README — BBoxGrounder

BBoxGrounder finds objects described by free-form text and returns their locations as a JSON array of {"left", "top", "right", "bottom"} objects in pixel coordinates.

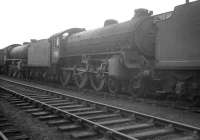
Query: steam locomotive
[{"left": 0, "top": 0, "right": 200, "bottom": 102}]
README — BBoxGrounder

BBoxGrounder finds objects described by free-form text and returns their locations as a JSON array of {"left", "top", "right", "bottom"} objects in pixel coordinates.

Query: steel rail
[{"left": 0, "top": 131, "right": 8, "bottom": 140}]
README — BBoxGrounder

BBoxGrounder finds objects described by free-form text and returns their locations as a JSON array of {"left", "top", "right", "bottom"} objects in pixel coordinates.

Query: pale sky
[{"left": 0, "top": 0, "right": 190, "bottom": 48}]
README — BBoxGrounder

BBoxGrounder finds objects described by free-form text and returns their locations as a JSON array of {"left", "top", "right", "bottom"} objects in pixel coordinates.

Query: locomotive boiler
[
  {"left": 8, "top": 43, "right": 28, "bottom": 60},
  {"left": 62, "top": 9, "right": 155, "bottom": 58},
  {"left": 0, "top": 49, "right": 5, "bottom": 73},
  {"left": 0, "top": 44, "right": 27, "bottom": 77}
]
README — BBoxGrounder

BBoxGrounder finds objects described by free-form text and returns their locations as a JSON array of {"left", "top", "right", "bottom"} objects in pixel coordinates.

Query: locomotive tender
[{"left": 0, "top": 0, "right": 200, "bottom": 101}]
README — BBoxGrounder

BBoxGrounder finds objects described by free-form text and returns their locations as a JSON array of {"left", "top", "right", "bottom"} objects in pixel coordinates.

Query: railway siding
[{"left": 0, "top": 78, "right": 199, "bottom": 140}]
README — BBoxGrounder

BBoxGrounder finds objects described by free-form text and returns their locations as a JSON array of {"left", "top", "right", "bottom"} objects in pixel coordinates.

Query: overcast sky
[{"left": 0, "top": 0, "right": 190, "bottom": 48}]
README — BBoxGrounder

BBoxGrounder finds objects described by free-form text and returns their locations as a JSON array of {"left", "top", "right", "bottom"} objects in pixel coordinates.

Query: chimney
[
  {"left": 30, "top": 39, "right": 37, "bottom": 43},
  {"left": 186, "top": 0, "right": 189, "bottom": 4},
  {"left": 23, "top": 42, "right": 29, "bottom": 45}
]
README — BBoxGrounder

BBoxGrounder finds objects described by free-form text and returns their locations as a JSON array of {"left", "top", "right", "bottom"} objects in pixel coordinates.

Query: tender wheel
[
  {"left": 108, "top": 77, "right": 121, "bottom": 94},
  {"left": 37, "top": 71, "right": 43, "bottom": 81},
  {"left": 34, "top": 71, "right": 38, "bottom": 80},
  {"left": 12, "top": 71, "right": 18, "bottom": 77},
  {"left": 136, "top": 75, "right": 157, "bottom": 98},
  {"left": 16, "top": 71, "right": 23, "bottom": 79},
  {"left": 74, "top": 70, "right": 88, "bottom": 89},
  {"left": 24, "top": 70, "right": 29, "bottom": 80},
  {"left": 8, "top": 69, "right": 12, "bottom": 77},
  {"left": 60, "top": 70, "right": 72, "bottom": 87},
  {"left": 42, "top": 71, "right": 48, "bottom": 81},
  {"left": 29, "top": 71, "right": 34, "bottom": 79},
  {"left": 89, "top": 73, "right": 105, "bottom": 91}
]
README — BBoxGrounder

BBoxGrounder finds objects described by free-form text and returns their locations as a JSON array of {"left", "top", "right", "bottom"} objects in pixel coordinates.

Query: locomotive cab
[
  {"left": 49, "top": 36, "right": 61, "bottom": 64},
  {"left": 49, "top": 28, "right": 86, "bottom": 65}
]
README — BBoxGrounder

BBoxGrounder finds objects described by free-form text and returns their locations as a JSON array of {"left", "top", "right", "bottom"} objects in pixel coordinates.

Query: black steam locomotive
[{"left": 0, "top": 0, "right": 200, "bottom": 102}]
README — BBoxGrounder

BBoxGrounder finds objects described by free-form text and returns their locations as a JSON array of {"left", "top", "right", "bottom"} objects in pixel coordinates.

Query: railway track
[
  {"left": 0, "top": 78, "right": 199, "bottom": 140},
  {"left": 0, "top": 110, "right": 29, "bottom": 140}
]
